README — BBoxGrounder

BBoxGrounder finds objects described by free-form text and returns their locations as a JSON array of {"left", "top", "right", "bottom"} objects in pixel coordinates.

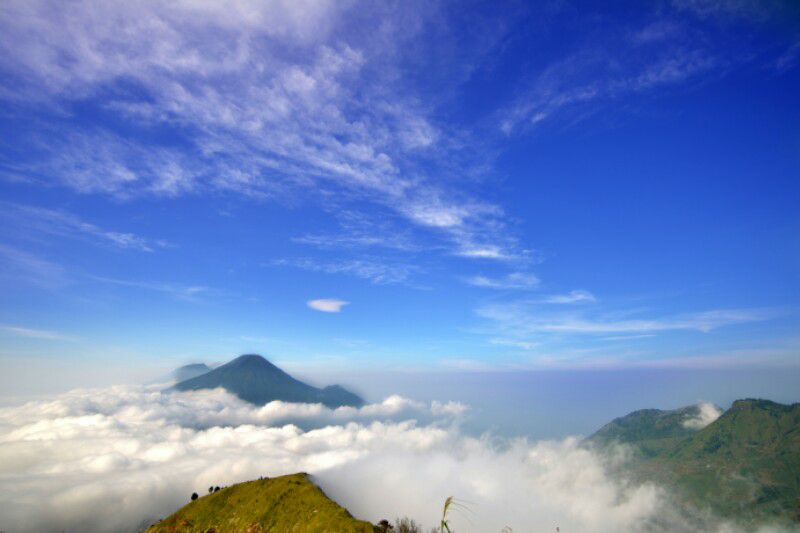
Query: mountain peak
[
  {"left": 232, "top": 353, "right": 268, "bottom": 362},
  {"left": 729, "top": 398, "right": 788, "bottom": 411},
  {"left": 228, "top": 354, "right": 277, "bottom": 368},
  {"left": 171, "top": 354, "right": 364, "bottom": 408}
]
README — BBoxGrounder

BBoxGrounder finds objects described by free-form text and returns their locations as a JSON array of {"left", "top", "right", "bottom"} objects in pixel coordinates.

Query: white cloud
[
  {"left": 0, "top": 243, "right": 70, "bottom": 288},
  {"left": 466, "top": 272, "right": 540, "bottom": 290},
  {"left": 292, "top": 211, "right": 422, "bottom": 254},
  {"left": 0, "top": 203, "right": 166, "bottom": 252},
  {"left": 671, "top": 0, "right": 772, "bottom": 19},
  {"left": 497, "top": 11, "right": 740, "bottom": 136},
  {"left": 0, "top": 385, "right": 770, "bottom": 533},
  {"left": 453, "top": 245, "right": 517, "bottom": 260},
  {"left": 774, "top": 40, "right": 800, "bottom": 71},
  {"left": 295, "top": 232, "right": 420, "bottom": 253},
  {"left": 436, "top": 358, "right": 504, "bottom": 372},
  {"left": 541, "top": 289, "right": 596, "bottom": 304},
  {"left": 489, "top": 338, "right": 539, "bottom": 351},
  {"left": 0, "top": 0, "right": 522, "bottom": 261},
  {"left": 307, "top": 299, "right": 349, "bottom": 312},
  {"left": 0, "top": 325, "right": 74, "bottom": 341},
  {"left": 631, "top": 21, "right": 681, "bottom": 44},
  {"left": 276, "top": 258, "right": 417, "bottom": 285},
  {"left": 683, "top": 402, "right": 723, "bottom": 429},
  {"left": 90, "top": 276, "right": 211, "bottom": 302},
  {"left": 601, "top": 334, "right": 658, "bottom": 341},
  {"left": 477, "top": 303, "right": 772, "bottom": 336},
  {"left": 402, "top": 201, "right": 471, "bottom": 229}
]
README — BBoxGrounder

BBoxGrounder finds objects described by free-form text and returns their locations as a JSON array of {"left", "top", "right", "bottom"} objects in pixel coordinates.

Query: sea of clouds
[{"left": 0, "top": 386, "right": 789, "bottom": 533}]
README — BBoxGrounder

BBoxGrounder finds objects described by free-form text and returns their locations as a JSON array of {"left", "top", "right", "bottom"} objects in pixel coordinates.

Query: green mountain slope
[
  {"left": 171, "top": 354, "right": 364, "bottom": 408},
  {"left": 589, "top": 399, "right": 800, "bottom": 525},
  {"left": 146, "top": 473, "right": 378, "bottom": 533},
  {"left": 588, "top": 404, "right": 706, "bottom": 457}
]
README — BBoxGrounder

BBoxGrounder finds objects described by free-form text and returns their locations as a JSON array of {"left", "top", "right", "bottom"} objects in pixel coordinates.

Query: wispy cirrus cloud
[
  {"left": 274, "top": 258, "right": 418, "bottom": 285},
  {"left": 489, "top": 338, "right": 539, "bottom": 351},
  {"left": 294, "top": 233, "right": 420, "bottom": 253},
  {"left": 540, "top": 289, "right": 596, "bottom": 304},
  {"left": 774, "top": 40, "right": 800, "bottom": 71},
  {"left": 0, "top": 243, "right": 69, "bottom": 288},
  {"left": 477, "top": 302, "right": 773, "bottom": 336},
  {"left": 0, "top": 0, "right": 523, "bottom": 262},
  {"left": 600, "top": 334, "right": 658, "bottom": 341},
  {"left": 671, "top": 0, "right": 777, "bottom": 19},
  {"left": 451, "top": 238, "right": 530, "bottom": 261},
  {"left": 90, "top": 276, "right": 211, "bottom": 302},
  {"left": 0, "top": 203, "right": 166, "bottom": 252},
  {"left": 636, "top": 341, "right": 800, "bottom": 368},
  {"left": 496, "top": 0, "right": 798, "bottom": 136},
  {"left": 500, "top": 46, "right": 718, "bottom": 135},
  {"left": 0, "top": 325, "right": 75, "bottom": 341},
  {"left": 293, "top": 211, "right": 422, "bottom": 253},
  {"left": 465, "top": 272, "right": 540, "bottom": 290}
]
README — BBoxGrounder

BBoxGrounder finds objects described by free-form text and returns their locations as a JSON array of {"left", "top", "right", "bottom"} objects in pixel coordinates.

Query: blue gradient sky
[{"left": 0, "top": 0, "right": 799, "bottom": 397}]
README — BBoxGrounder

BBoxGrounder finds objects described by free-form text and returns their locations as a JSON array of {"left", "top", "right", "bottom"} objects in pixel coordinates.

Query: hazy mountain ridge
[
  {"left": 588, "top": 404, "right": 708, "bottom": 457},
  {"left": 171, "top": 354, "right": 364, "bottom": 409},
  {"left": 588, "top": 399, "right": 800, "bottom": 525},
  {"left": 173, "top": 363, "right": 212, "bottom": 383}
]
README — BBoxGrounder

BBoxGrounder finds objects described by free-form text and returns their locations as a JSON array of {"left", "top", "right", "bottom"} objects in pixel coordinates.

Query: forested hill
[{"left": 588, "top": 399, "right": 800, "bottom": 524}]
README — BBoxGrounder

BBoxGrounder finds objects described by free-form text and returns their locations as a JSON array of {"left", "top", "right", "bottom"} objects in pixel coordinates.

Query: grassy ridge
[{"left": 146, "top": 473, "right": 378, "bottom": 533}]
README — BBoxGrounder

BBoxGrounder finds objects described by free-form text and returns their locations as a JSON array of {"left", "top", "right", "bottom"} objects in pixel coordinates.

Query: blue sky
[{"left": 1, "top": 0, "right": 799, "bottom": 389}]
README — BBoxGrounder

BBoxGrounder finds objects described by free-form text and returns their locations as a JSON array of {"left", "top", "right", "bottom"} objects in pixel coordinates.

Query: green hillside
[
  {"left": 589, "top": 399, "right": 800, "bottom": 526},
  {"left": 588, "top": 405, "right": 704, "bottom": 457},
  {"left": 146, "top": 473, "right": 379, "bottom": 533}
]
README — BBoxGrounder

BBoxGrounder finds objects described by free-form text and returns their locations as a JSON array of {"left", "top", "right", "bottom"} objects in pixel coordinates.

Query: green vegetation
[
  {"left": 146, "top": 473, "right": 378, "bottom": 533},
  {"left": 439, "top": 496, "right": 454, "bottom": 533},
  {"left": 434, "top": 496, "right": 474, "bottom": 533},
  {"left": 588, "top": 399, "right": 800, "bottom": 526},
  {"left": 588, "top": 405, "right": 703, "bottom": 457}
]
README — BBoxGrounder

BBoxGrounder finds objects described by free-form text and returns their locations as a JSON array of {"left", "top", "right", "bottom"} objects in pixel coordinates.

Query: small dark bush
[{"left": 191, "top": 492, "right": 198, "bottom": 501}]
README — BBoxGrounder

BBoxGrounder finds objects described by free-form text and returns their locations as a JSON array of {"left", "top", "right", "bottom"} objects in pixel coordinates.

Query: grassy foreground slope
[{"left": 146, "top": 473, "right": 378, "bottom": 533}]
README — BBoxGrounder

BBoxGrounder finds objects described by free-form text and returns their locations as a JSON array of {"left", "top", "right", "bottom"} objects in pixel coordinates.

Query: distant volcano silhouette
[
  {"left": 171, "top": 354, "right": 364, "bottom": 408},
  {"left": 173, "top": 363, "right": 212, "bottom": 382}
]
